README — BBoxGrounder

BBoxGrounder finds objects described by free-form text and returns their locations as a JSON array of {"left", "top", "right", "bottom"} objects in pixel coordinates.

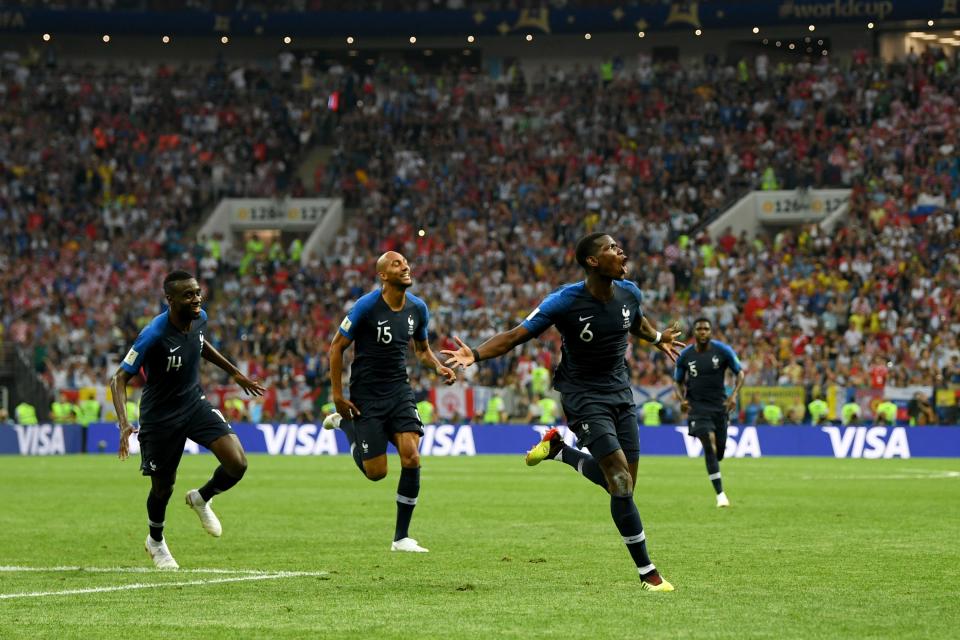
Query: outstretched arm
[
  {"left": 441, "top": 325, "right": 534, "bottom": 369},
  {"left": 413, "top": 339, "right": 457, "bottom": 385},
  {"left": 202, "top": 342, "right": 266, "bottom": 396},
  {"left": 329, "top": 331, "right": 361, "bottom": 418},
  {"left": 109, "top": 368, "right": 136, "bottom": 461},
  {"left": 631, "top": 316, "right": 685, "bottom": 362}
]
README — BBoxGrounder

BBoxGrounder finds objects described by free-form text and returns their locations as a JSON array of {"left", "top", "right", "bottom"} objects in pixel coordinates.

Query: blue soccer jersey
[
  {"left": 674, "top": 340, "right": 742, "bottom": 415},
  {"left": 338, "top": 290, "right": 430, "bottom": 400},
  {"left": 120, "top": 310, "right": 208, "bottom": 426},
  {"left": 521, "top": 280, "right": 644, "bottom": 393}
]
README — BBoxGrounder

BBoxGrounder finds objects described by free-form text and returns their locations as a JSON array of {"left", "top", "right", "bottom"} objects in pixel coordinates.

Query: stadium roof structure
[{"left": 1, "top": 1, "right": 958, "bottom": 39}]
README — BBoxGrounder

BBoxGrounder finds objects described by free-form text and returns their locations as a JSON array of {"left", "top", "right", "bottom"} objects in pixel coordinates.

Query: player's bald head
[{"left": 376, "top": 251, "right": 405, "bottom": 275}]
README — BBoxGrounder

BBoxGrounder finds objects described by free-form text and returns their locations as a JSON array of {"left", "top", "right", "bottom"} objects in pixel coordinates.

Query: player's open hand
[
  {"left": 234, "top": 373, "right": 266, "bottom": 397},
  {"left": 440, "top": 336, "right": 475, "bottom": 369},
  {"left": 656, "top": 320, "right": 685, "bottom": 362},
  {"left": 118, "top": 422, "right": 138, "bottom": 461},
  {"left": 437, "top": 364, "right": 457, "bottom": 385}
]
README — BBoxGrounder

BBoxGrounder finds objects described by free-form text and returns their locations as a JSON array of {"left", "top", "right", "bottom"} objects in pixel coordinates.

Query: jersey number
[
  {"left": 688, "top": 362, "right": 698, "bottom": 377},
  {"left": 579, "top": 322, "right": 594, "bottom": 342},
  {"left": 377, "top": 325, "right": 393, "bottom": 344},
  {"left": 166, "top": 355, "right": 183, "bottom": 372}
]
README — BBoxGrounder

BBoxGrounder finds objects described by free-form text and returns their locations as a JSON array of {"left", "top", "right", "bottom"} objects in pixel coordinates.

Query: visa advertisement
[{"left": 3, "top": 423, "right": 960, "bottom": 458}]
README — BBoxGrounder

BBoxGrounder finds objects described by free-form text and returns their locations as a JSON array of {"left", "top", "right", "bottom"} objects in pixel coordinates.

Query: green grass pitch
[{"left": 1, "top": 454, "right": 959, "bottom": 639}]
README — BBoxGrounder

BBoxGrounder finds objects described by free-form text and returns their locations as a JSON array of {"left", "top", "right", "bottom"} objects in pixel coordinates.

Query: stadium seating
[{"left": 2, "top": 48, "right": 959, "bottom": 423}]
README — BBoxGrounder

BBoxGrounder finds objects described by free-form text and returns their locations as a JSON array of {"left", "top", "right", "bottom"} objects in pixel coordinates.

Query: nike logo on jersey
[
  {"left": 169, "top": 346, "right": 181, "bottom": 352},
  {"left": 579, "top": 315, "right": 594, "bottom": 321},
  {"left": 378, "top": 320, "right": 389, "bottom": 325}
]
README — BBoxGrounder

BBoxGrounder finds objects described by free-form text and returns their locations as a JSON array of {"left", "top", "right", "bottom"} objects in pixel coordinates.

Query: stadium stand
[{"left": 1, "top": 44, "right": 959, "bottom": 422}]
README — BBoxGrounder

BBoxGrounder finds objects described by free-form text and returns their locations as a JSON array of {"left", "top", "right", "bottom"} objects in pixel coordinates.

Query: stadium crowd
[{"left": 2, "top": 44, "right": 960, "bottom": 423}]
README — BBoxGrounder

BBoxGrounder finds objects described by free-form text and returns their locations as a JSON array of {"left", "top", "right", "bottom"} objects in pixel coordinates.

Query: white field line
[
  {"left": 0, "top": 567, "right": 328, "bottom": 600},
  {"left": 0, "top": 566, "right": 319, "bottom": 575}
]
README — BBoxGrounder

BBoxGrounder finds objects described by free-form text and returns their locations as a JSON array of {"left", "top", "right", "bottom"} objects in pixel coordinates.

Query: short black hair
[
  {"left": 693, "top": 317, "right": 712, "bottom": 328},
  {"left": 163, "top": 270, "right": 195, "bottom": 295},
  {"left": 575, "top": 232, "right": 609, "bottom": 269}
]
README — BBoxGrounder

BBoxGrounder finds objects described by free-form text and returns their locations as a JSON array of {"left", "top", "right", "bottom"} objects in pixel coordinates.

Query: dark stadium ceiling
[{"left": 1, "top": 1, "right": 959, "bottom": 38}]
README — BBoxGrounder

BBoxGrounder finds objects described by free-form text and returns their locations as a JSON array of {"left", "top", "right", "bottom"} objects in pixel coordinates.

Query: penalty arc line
[{"left": 0, "top": 570, "right": 328, "bottom": 600}]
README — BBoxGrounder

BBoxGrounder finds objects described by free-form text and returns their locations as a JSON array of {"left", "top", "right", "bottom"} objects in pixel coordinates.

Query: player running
[
  {"left": 110, "top": 271, "right": 265, "bottom": 569},
  {"left": 442, "top": 232, "right": 684, "bottom": 591},
  {"left": 325, "top": 251, "right": 456, "bottom": 553},
  {"left": 673, "top": 317, "right": 744, "bottom": 508}
]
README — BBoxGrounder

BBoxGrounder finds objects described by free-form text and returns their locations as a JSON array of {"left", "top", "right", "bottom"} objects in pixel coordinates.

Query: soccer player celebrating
[
  {"left": 325, "top": 251, "right": 457, "bottom": 553},
  {"left": 442, "top": 232, "right": 683, "bottom": 592},
  {"left": 673, "top": 317, "right": 744, "bottom": 508},
  {"left": 110, "top": 271, "right": 266, "bottom": 569}
]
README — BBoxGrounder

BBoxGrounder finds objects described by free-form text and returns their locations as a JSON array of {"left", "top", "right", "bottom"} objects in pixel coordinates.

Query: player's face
[
  {"left": 168, "top": 279, "right": 203, "bottom": 320},
  {"left": 591, "top": 236, "right": 628, "bottom": 279},
  {"left": 694, "top": 321, "right": 712, "bottom": 346},
  {"left": 382, "top": 255, "right": 413, "bottom": 288}
]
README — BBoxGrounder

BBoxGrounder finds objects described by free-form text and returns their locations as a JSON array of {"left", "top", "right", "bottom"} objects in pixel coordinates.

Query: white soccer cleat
[
  {"left": 322, "top": 412, "right": 342, "bottom": 430},
  {"left": 391, "top": 537, "right": 429, "bottom": 553},
  {"left": 716, "top": 492, "right": 730, "bottom": 508},
  {"left": 145, "top": 535, "right": 179, "bottom": 570},
  {"left": 186, "top": 489, "right": 222, "bottom": 537}
]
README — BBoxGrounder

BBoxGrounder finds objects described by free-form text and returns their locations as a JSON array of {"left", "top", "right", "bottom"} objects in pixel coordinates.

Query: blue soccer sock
[
  {"left": 339, "top": 420, "right": 365, "bottom": 473},
  {"left": 394, "top": 466, "right": 420, "bottom": 541},
  {"left": 146, "top": 491, "right": 168, "bottom": 542},
  {"left": 554, "top": 445, "right": 607, "bottom": 488},
  {"left": 610, "top": 494, "right": 658, "bottom": 580}
]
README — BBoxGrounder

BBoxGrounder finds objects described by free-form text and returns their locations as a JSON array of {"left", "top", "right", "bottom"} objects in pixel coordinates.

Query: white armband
[{"left": 653, "top": 331, "right": 662, "bottom": 345}]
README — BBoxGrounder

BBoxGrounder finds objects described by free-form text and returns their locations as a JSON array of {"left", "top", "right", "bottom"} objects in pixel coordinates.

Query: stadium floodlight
[
  {"left": 752, "top": 27, "right": 760, "bottom": 34},
  {"left": 584, "top": 33, "right": 591, "bottom": 40},
  {"left": 346, "top": 36, "right": 354, "bottom": 44},
  {"left": 695, "top": 29, "right": 702, "bottom": 36},
  {"left": 638, "top": 31, "right": 645, "bottom": 38},
  {"left": 283, "top": 36, "right": 292, "bottom": 44},
  {"left": 162, "top": 35, "right": 170, "bottom": 44},
  {"left": 102, "top": 35, "right": 110, "bottom": 43},
  {"left": 221, "top": 36, "right": 229, "bottom": 44},
  {"left": 789, "top": 43, "right": 796, "bottom": 49},
  {"left": 928, "top": 20, "right": 935, "bottom": 27},
  {"left": 525, "top": 34, "right": 533, "bottom": 42},
  {"left": 808, "top": 24, "right": 815, "bottom": 31},
  {"left": 775, "top": 40, "right": 782, "bottom": 47},
  {"left": 867, "top": 22, "right": 875, "bottom": 29},
  {"left": 467, "top": 35, "right": 475, "bottom": 43},
  {"left": 409, "top": 36, "right": 417, "bottom": 44},
  {"left": 42, "top": 33, "right": 51, "bottom": 41}
]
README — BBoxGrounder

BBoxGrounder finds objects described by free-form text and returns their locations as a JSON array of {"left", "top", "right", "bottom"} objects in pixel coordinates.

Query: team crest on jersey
[
  {"left": 407, "top": 315, "right": 414, "bottom": 335},
  {"left": 199, "top": 332, "right": 205, "bottom": 348},
  {"left": 621, "top": 305, "right": 631, "bottom": 328},
  {"left": 712, "top": 355, "right": 720, "bottom": 369}
]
